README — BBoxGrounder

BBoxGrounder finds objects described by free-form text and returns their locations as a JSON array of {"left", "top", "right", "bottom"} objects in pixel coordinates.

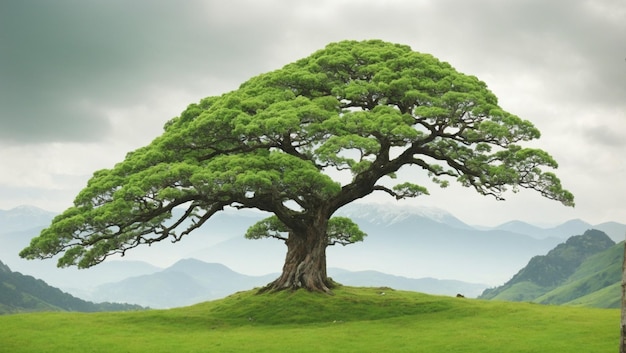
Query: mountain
[
  {"left": 479, "top": 229, "right": 620, "bottom": 308},
  {"left": 328, "top": 203, "right": 564, "bottom": 285},
  {"left": 0, "top": 259, "right": 144, "bottom": 314},
  {"left": 87, "top": 258, "right": 487, "bottom": 308},
  {"left": 186, "top": 203, "right": 564, "bottom": 285},
  {"left": 552, "top": 219, "right": 596, "bottom": 239},
  {"left": 534, "top": 242, "right": 622, "bottom": 308},
  {"left": 0, "top": 226, "right": 163, "bottom": 294},
  {"left": 328, "top": 268, "right": 487, "bottom": 298},
  {"left": 493, "top": 218, "right": 626, "bottom": 242},
  {"left": 337, "top": 202, "right": 473, "bottom": 230},
  {"left": 4, "top": 203, "right": 623, "bottom": 295},
  {"left": 0, "top": 205, "right": 56, "bottom": 234},
  {"left": 493, "top": 220, "right": 547, "bottom": 237},
  {"left": 594, "top": 222, "right": 626, "bottom": 242},
  {"left": 88, "top": 259, "right": 277, "bottom": 308},
  {"left": 0, "top": 206, "right": 269, "bottom": 297}
]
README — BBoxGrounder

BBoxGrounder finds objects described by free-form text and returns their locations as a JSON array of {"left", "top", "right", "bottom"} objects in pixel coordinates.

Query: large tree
[{"left": 20, "top": 40, "right": 574, "bottom": 293}]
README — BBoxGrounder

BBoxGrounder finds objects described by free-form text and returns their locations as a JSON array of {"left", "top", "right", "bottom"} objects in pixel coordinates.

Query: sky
[{"left": 1, "top": 0, "right": 625, "bottom": 228}]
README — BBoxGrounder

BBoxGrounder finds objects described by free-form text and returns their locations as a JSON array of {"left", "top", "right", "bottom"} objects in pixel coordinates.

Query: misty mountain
[
  {"left": 329, "top": 203, "right": 566, "bottom": 285},
  {"left": 594, "top": 222, "right": 626, "bottom": 242},
  {"left": 4, "top": 203, "right": 624, "bottom": 294},
  {"left": 86, "top": 258, "right": 487, "bottom": 309},
  {"left": 492, "top": 218, "right": 625, "bottom": 242},
  {"left": 0, "top": 226, "right": 163, "bottom": 295},
  {"left": 0, "top": 206, "right": 263, "bottom": 294},
  {"left": 336, "top": 203, "right": 473, "bottom": 230},
  {"left": 88, "top": 259, "right": 277, "bottom": 308},
  {"left": 0, "top": 205, "right": 55, "bottom": 234},
  {"left": 490, "top": 220, "right": 546, "bottom": 237},
  {"left": 479, "top": 229, "right": 620, "bottom": 308},
  {"left": 0, "top": 259, "right": 144, "bottom": 314},
  {"left": 185, "top": 203, "right": 568, "bottom": 285},
  {"left": 328, "top": 268, "right": 486, "bottom": 298}
]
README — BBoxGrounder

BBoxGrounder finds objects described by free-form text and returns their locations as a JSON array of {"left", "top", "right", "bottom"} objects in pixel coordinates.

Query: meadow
[{"left": 0, "top": 286, "right": 618, "bottom": 352}]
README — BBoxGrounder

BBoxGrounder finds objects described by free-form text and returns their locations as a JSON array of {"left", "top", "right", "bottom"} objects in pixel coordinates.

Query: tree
[{"left": 20, "top": 40, "right": 574, "bottom": 294}]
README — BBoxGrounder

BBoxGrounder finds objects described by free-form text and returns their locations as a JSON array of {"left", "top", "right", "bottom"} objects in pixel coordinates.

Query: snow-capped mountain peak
[{"left": 337, "top": 202, "right": 471, "bottom": 229}]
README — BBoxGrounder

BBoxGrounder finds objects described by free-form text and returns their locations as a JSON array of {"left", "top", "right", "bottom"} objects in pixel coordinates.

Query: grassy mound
[{"left": 0, "top": 286, "right": 618, "bottom": 352}]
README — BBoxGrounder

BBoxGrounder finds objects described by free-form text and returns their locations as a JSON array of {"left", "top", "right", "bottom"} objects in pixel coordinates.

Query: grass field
[{"left": 0, "top": 286, "right": 618, "bottom": 352}]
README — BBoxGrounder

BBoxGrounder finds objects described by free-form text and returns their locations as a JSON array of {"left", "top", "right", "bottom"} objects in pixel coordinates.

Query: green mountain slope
[
  {"left": 535, "top": 241, "right": 622, "bottom": 308},
  {"left": 479, "top": 229, "right": 622, "bottom": 308},
  {"left": 565, "top": 282, "right": 621, "bottom": 308},
  {"left": 0, "top": 259, "right": 145, "bottom": 314}
]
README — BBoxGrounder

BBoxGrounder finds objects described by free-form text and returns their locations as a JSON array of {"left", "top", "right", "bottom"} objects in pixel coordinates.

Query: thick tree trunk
[{"left": 261, "top": 220, "right": 336, "bottom": 294}]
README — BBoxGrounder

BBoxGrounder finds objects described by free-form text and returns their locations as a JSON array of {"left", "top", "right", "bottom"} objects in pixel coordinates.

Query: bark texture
[{"left": 261, "top": 223, "right": 336, "bottom": 294}]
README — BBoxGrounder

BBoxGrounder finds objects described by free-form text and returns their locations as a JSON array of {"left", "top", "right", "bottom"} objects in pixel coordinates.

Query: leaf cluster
[
  {"left": 20, "top": 40, "right": 574, "bottom": 267},
  {"left": 245, "top": 215, "right": 366, "bottom": 246}
]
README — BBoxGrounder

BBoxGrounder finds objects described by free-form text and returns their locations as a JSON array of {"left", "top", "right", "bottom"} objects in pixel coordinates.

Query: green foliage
[
  {"left": 245, "top": 215, "right": 366, "bottom": 246},
  {"left": 245, "top": 215, "right": 290, "bottom": 241},
  {"left": 21, "top": 39, "right": 574, "bottom": 269},
  {"left": 0, "top": 287, "right": 617, "bottom": 352},
  {"left": 326, "top": 217, "right": 367, "bottom": 245}
]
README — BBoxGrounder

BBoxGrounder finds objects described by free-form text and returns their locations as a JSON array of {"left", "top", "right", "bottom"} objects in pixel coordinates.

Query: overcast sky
[{"left": 1, "top": 0, "right": 624, "bottom": 227}]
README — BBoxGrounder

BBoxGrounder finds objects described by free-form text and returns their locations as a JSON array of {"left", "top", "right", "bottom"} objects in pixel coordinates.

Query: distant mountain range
[
  {"left": 0, "top": 205, "right": 56, "bottom": 234},
  {"left": 491, "top": 218, "right": 625, "bottom": 241},
  {"left": 0, "top": 259, "right": 144, "bottom": 314},
  {"left": 1, "top": 204, "right": 625, "bottom": 309},
  {"left": 87, "top": 259, "right": 276, "bottom": 308},
  {"left": 479, "top": 229, "right": 621, "bottom": 308},
  {"left": 81, "top": 259, "right": 488, "bottom": 309}
]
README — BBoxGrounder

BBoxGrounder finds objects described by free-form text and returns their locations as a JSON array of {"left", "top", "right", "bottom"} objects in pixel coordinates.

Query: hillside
[
  {"left": 0, "top": 286, "right": 617, "bottom": 352},
  {"left": 479, "top": 229, "right": 621, "bottom": 307},
  {"left": 0, "top": 259, "right": 144, "bottom": 314}
]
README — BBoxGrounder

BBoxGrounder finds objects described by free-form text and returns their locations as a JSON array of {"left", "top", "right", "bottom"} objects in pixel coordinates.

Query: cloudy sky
[{"left": 1, "top": 0, "right": 624, "bottom": 227}]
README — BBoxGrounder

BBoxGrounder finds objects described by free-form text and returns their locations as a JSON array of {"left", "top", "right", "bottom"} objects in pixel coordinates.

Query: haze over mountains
[
  {"left": 0, "top": 259, "right": 144, "bottom": 314},
  {"left": 1, "top": 203, "right": 624, "bottom": 308}
]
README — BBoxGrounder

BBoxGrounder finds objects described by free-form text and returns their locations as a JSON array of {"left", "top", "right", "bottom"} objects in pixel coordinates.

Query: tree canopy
[{"left": 20, "top": 40, "right": 573, "bottom": 292}]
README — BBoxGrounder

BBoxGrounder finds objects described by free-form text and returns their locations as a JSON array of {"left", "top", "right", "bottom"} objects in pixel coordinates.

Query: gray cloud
[
  {"left": 585, "top": 124, "right": 626, "bottom": 147},
  {"left": 0, "top": 0, "right": 292, "bottom": 144},
  {"left": 2, "top": 0, "right": 624, "bottom": 141},
  {"left": 0, "top": 0, "right": 624, "bottom": 225}
]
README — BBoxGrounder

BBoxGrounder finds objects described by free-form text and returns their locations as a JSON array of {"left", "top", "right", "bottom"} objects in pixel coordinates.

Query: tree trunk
[{"left": 261, "top": 220, "right": 336, "bottom": 294}]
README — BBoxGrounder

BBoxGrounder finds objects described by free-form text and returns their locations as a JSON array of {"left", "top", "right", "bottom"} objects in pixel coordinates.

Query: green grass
[
  {"left": 535, "top": 270, "right": 620, "bottom": 306},
  {"left": 566, "top": 282, "right": 621, "bottom": 308},
  {"left": 488, "top": 281, "right": 547, "bottom": 301},
  {"left": 0, "top": 286, "right": 618, "bottom": 353}
]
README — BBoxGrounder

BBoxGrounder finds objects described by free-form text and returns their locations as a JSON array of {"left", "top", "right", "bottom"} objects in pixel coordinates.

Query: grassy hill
[
  {"left": 480, "top": 229, "right": 622, "bottom": 308},
  {"left": 0, "top": 260, "right": 144, "bottom": 314},
  {"left": 0, "top": 286, "right": 617, "bottom": 352},
  {"left": 535, "top": 241, "right": 622, "bottom": 308}
]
